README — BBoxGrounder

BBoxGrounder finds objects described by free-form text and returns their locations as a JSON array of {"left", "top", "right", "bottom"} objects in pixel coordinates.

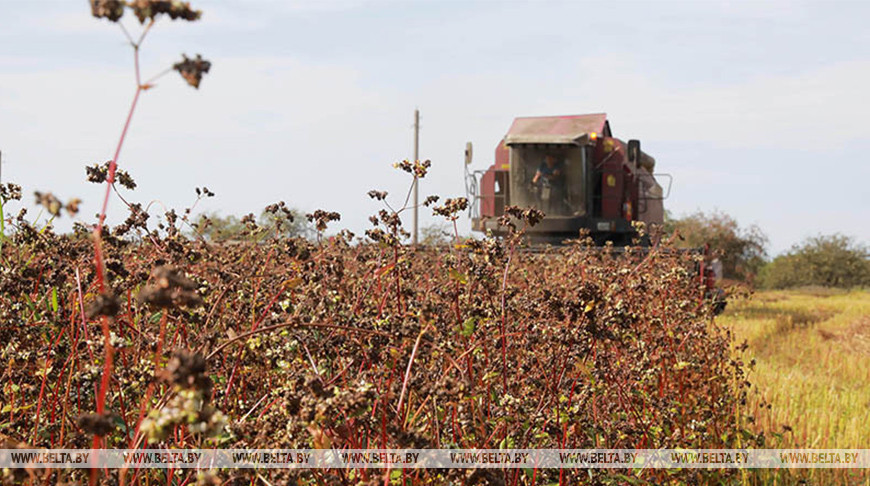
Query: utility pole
[{"left": 412, "top": 109, "right": 420, "bottom": 246}]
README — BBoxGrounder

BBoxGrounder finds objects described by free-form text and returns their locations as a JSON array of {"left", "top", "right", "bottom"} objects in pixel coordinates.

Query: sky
[{"left": 1, "top": 0, "right": 869, "bottom": 255}]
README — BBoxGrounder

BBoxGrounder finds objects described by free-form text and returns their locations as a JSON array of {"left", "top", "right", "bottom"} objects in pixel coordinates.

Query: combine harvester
[
  {"left": 464, "top": 113, "right": 725, "bottom": 313},
  {"left": 465, "top": 113, "right": 669, "bottom": 246}
]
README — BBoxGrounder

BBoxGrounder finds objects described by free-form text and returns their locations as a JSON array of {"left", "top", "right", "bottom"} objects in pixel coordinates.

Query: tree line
[{"left": 667, "top": 210, "right": 869, "bottom": 289}]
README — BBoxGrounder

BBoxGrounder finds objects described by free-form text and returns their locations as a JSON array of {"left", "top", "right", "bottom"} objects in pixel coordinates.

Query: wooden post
[{"left": 412, "top": 109, "right": 419, "bottom": 246}]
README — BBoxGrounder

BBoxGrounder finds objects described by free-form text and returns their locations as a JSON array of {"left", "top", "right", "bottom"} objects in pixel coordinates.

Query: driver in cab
[
  {"left": 532, "top": 154, "right": 564, "bottom": 186},
  {"left": 531, "top": 154, "right": 565, "bottom": 212}
]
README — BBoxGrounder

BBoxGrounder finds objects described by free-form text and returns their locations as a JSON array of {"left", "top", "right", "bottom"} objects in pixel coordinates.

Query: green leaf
[
  {"left": 448, "top": 269, "right": 468, "bottom": 285},
  {"left": 673, "top": 361, "right": 691, "bottom": 370},
  {"left": 459, "top": 317, "right": 477, "bottom": 337},
  {"left": 51, "top": 288, "right": 58, "bottom": 313},
  {"left": 483, "top": 371, "right": 500, "bottom": 382}
]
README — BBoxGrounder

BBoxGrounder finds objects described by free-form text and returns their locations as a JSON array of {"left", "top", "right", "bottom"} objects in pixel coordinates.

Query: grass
[{"left": 721, "top": 287, "right": 870, "bottom": 485}]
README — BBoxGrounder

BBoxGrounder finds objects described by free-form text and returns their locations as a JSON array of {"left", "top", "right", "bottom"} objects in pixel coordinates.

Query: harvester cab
[{"left": 465, "top": 114, "right": 671, "bottom": 245}]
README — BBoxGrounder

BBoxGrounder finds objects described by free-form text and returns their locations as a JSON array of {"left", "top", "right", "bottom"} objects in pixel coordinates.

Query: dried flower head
[
  {"left": 129, "top": 0, "right": 202, "bottom": 23},
  {"left": 91, "top": 0, "right": 202, "bottom": 24},
  {"left": 367, "top": 190, "right": 388, "bottom": 201},
  {"left": 0, "top": 182, "right": 22, "bottom": 202},
  {"left": 138, "top": 265, "right": 203, "bottom": 308},
  {"left": 393, "top": 159, "right": 431, "bottom": 178},
  {"left": 173, "top": 54, "right": 211, "bottom": 89},
  {"left": 34, "top": 191, "right": 63, "bottom": 217},
  {"left": 90, "top": 0, "right": 124, "bottom": 21},
  {"left": 498, "top": 205, "right": 545, "bottom": 231},
  {"left": 306, "top": 210, "right": 341, "bottom": 232},
  {"left": 433, "top": 197, "right": 468, "bottom": 221},
  {"left": 264, "top": 201, "right": 294, "bottom": 219},
  {"left": 64, "top": 198, "right": 82, "bottom": 217},
  {"left": 76, "top": 412, "right": 117, "bottom": 436},
  {"left": 86, "top": 162, "right": 137, "bottom": 190},
  {"left": 161, "top": 350, "right": 212, "bottom": 392},
  {"left": 86, "top": 292, "right": 121, "bottom": 319}
]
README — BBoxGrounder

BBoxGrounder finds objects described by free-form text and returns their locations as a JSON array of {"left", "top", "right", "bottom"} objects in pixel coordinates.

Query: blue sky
[{"left": 2, "top": 1, "right": 869, "bottom": 254}]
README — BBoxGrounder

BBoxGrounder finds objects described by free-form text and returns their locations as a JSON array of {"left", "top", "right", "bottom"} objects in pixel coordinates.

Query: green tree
[
  {"left": 419, "top": 223, "right": 452, "bottom": 246},
  {"left": 191, "top": 208, "right": 311, "bottom": 242},
  {"left": 668, "top": 210, "right": 767, "bottom": 281},
  {"left": 759, "top": 234, "right": 870, "bottom": 289}
]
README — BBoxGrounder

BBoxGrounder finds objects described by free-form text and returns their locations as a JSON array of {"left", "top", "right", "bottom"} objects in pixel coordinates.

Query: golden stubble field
[{"left": 723, "top": 288, "right": 870, "bottom": 485}]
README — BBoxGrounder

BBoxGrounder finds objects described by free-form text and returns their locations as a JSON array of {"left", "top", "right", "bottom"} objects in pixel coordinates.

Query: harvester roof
[{"left": 504, "top": 113, "right": 611, "bottom": 146}]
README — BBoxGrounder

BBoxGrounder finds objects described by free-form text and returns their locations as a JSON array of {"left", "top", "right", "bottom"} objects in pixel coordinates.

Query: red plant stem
[
  {"left": 50, "top": 343, "right": 78, "bottom": 430},
  {"left": 116, "top": 379, "right": 130, "bottom": 439},
  {"left": 75, "top": 269, "right": 95, "bottom": 360},
  {"left": 59, "top": 355, "right": 78, "bottom": 445},
  {"left": 126, "top": 313, "right": 167, "bottom": 450},
  {"left": 89, "top": 45, "right": 146, "bottom": 486},
  {"left": 499, "top": 250, "right": 513, "bottom": 393},
  {"left": 380, "top": 360, "right": 397, "bottom": 448},
  {"left": 31, "top": 358, "right": 53, "bottom": 444},
  {"left": 92, "top": 314, "right": 114, "bottom": 451},
  {"left": 392, "top": 246, "right": 405, "bottom": 313},
  {"left": 256, "top": 397, "right": 281, "bottom": 420},
  {"left": 451, "top": 405, "right": 458, "bottom": 445},
  {"left": 396, "top": 325, "right": 427, "bottom": 420},
  {"left": 93, "top": 86, "right": 141, "bottom": 291}
]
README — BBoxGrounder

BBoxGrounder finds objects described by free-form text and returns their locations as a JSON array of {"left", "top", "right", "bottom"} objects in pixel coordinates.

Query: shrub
[
  {"left": 419, "top": 223, "right": 452, "bottom": 246},
  {"left": 759, "top": 234, "right": 870, "bottom": 289},
  {"left": 667, "top": 209, "right": 767, "bottom": 281}
]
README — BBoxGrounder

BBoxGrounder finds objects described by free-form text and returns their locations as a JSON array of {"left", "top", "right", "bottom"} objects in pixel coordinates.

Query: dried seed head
[
  {"left": 76, "top": 412, "right": 117, "bottom": 436},
  {"left": 129, "top": 0, "right": 202, "bottom": 23},
  {"left": 306, "top": 210, "right": 341, "bottom": 232},
  {"left": 138, "top": 265, "right": 203, "bottom": 309},
  {"left": 86, "top": 163, "right": 108, "bottom": 184},
  {"left": 86, "top": 292, "right": 121, "bottom": 319},
  {"left": 90, "top": 0, "right": 124, "bottom": 21},
  {"left": 393, "top": 159, "right": 431, "bottom": 178},
  {"left": 86, "top": 162, "right": 136, "bottom": 190},
  {"left": 34, "top": 191, "right": 62, "bottom": 217},
  {"left": 433, "top": 197, "right": 468, "bottom": 221},
  {"left": 162, "top": 350, "right": 212, "bottom": 393},
  {"left": 173, "top": 54, "right": 211, "bottom": 88},
  {"left": 116, "top": 170, "right": 137, "bottom": 190},
  {"left": 0, "top": 183, "right": 22, "bottom": 202},
  {"left": 65, "top": 198, "right": 82, "bottom": 217},
  {"left": 367, "top": 190, "right": 388, "bottom": 201}
]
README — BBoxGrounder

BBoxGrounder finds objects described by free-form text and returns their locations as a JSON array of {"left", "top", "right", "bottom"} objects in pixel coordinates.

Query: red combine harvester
[
  {"left": 463, "top": 113, "right": 726, "bottom": 313},
  {"left": 465, "top": 113, "right": 670, "bottom": 245}
]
